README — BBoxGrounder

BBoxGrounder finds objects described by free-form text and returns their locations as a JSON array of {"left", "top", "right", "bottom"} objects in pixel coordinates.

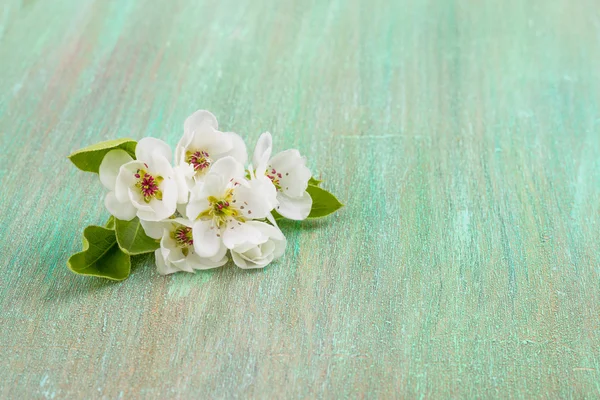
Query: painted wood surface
[{"left": 1, "top": 0, "right": 599, "bottom": 398}]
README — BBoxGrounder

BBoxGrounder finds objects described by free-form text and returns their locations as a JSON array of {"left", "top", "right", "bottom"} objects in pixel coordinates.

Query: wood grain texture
[{"left": 1, "top": 0, "right": 599, "bottom": 398}]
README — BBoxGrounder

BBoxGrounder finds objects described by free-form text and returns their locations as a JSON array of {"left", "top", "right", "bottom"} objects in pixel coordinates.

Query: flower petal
[
  {"left": 136, "top": 137, "right": 172, "bottom": 163},
  {"left": 209, "top": 156, "right": 245, "bottom": 182},
  {"left": 174, "top": 164, "right": 194, "bottom": 203},
  {"left": 115, "top": 161, "right": 143, "bottom": 202},
  {"left": 140, "top": 219, "right": 168, "bottom": 239},
  {"left": 222, "top": 220, "right": 263, "bottom": 249},
  {"left": 99, "top": 150, "right": 133, "bottom": 191},
  {"left": 186, "top": 252, "right": 228, "bottom": 270},
  {"left": 222, "top": 131, "right": 248, "bottom": 165},
  {"left": 137, "top": 179, "right": 178, "bottom": 221},
  {"left": 192, "top": 219, "right": 223, "bottom": 258},
  {"left": 105, "top": 191, "right": 137, "bottom": 221},
  {"left": 252, "top": 132, "right": 272, "bottom": 176},
  {"left": 233, "top": 177, "right": 277, "bottom": 220},
  {"left": 155, "top": 249, "right": 179, "bottom": 275},
  {"left": 276, "top": 191, "right": 312, "bottom": 220},
  {"left": 184, "top": 110, "right": 219, "bottom": 135},
  {"left": 269, "top": 149, "right": 311, "bottom": 197}
]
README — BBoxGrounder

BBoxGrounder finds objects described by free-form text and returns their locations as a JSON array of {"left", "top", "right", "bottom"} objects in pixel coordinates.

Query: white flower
[
  {"left": 175, "top": 110, "right": 247, "bottom": 186},
  {"left": 253, "top": 132, "right": 312, "bottom": 220},
  {"left": 230, "top": 221, "right": 286, "bottom": 269},
  {"left": 153, "top": 218, "right": 228, "bottom": 275},
  {"left": 186, "top": 156, "right": 278, "bottom": 259},
  {"left": 99, "top": 138, "right": 187, "bottom": 222}
]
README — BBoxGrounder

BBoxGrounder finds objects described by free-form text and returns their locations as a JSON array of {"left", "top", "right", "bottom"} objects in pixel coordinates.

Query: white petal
[
  {"left": 137, "top": 179, "right": 178, "bottom": 222},
  {"left": 105, "top": 191, "right": 137, "bottom": 221},
  {"left": 173, "top": 217, "right": 193, "bottom": 227},
  {"left": 186, "top": 179, "right": 214, "bottom": 220},
  {"left": 177, "top": 202, "right": 189, "bottom": 219},
  {"left": 184, "top": 110, "right": 219, "bottom": 134},
  {"left": 155, "top": 249, "right": 179, "bottom": 275},
  {"left": 231, "top": 251, "right": 252, "bottom": 269},
  {"left": 128, "top": 187, "right": 154, "bottom": 212},
  {"left": 150, "top": 152, "right": 175, "bottom": 178},
  {"left": 222, "top": 220, "right": 263, "bottom": 249},
  {"left": 184, "top": 127, "right": 231, "bottom": 159},
  {"left": 276, "top": 191, "right": 312, "bottom": 220},
  {"left": 99, "top": 150, "right": 133, "bottom": 191},
  {"left": 192, "top": 220, "right": 223, "bottom": 258},
  {"left": 250, "top": 220, "right": 286, "bottom": 241},
  {"left": 222, "top": 131, "right": 248, "bottom": 165},
  {"left": 232, "top": 250, "right": 271, "bottom": 269},
  {"left": 140, "top": 219, "right": 168, "bottom": 239},
  {"left": 209, "top": 240, "right": 228, "bottom": 263},
  {"left": 186, "top": 252, "right": 228, "bottom": 270},
  {"left": 171, "top": 257, "right": 195, "bottom": 273},
  {"left": 269, "top": 149, "right": 311, "bottom": 197},
  {"left": 233, "top": 177, "right": 277, "bottom": 220},
  {"left": 136, "top": 137, "right": 172, "bottom": 163},
  {"left": 252, "top": 132, "right": 272, "bottom": 176},
  {"left": 209, "top": 156, "right": 245, "bottom": 181},
  {"left": 174, "top": 164, "right": 194, "bottom": 204},
  {"left": 115, "top": 161, "right": 143, "bottom": 202}
]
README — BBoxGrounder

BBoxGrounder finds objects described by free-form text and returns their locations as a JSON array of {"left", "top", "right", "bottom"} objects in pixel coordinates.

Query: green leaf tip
[
  {"left": 68, "top": 138, "right": 137, "bottom": 173},
  {"left": 115, "top": 217, "right": 160, "bottom": 256},
  {"left": 105, "top": 216, "right": 115, "bottom": 229},
  {"left": 308, "top": 177, "right": 323, "bottom": 186},
  {"left": 67, "top": 225, "right": 131, "bottom": 281},
  {"left": 306, "top": 184, "right": 343, "bottom": 219}
]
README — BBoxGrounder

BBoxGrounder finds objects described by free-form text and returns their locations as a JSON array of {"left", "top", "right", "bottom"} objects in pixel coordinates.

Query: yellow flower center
[{"left": 197, "top": 189, "right": 245, "bottom": 228}]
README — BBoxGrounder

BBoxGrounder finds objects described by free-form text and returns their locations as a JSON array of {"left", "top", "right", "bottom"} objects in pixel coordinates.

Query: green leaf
[
  {"left": 105, "top": 216, "right": 115, "bottom": 229},
  {"left": 68, "top": 138, "right": 137, "bottom": 173},
  {"left": 308, "top": 177, "right": 323, "bottom": 186},
  {"left": 115, "top": 217, "right": 160, "bottom": 255},
  {"left": 67, "top": 226, "right": 131, "bottom": 281},
  {"left": 306, "top": 185, "right": 344, "bottom": 219}
]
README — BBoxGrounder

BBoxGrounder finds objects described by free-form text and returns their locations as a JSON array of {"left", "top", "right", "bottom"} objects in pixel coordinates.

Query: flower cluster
[{"left": 67, "top": 110, "right": 342, "bottom": 280}]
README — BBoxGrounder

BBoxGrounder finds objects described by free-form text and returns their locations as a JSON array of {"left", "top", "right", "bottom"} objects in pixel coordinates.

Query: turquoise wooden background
[{"left": 1, "top": 0, "right": 599, "bottom": 398}]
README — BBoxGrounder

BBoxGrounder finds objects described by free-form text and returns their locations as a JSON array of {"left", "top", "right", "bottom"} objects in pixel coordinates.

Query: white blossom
[
  {"left": 99, "top": 138, "right": 187, "bottom": 222},
  {"left": 175, "top": 110, "right": 247, "bottom": 188},
  {"left": 252, "top": 132, "right": 312, "bottom": 220},
  {"left": 230, "top": 221, "right": 286, "bottom": 269},
  {"left": 186, "top": 156, "right": 278, "bottom": 263},
  {"left": 153, "top": 218, "right": 228, "bottom": 275}
]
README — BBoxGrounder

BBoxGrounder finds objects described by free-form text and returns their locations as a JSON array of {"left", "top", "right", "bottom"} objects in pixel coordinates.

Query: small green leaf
[
  {"left": 105, "top": 216, "right": 115, "bottom": 229},
  {"left": 67, "top": 226, "right": 131, "bottom": 281},
  {"left": 68, "top": 138, "right": 137, "bottom": 173},
  {"left": 115, "top": 217, "right": 159, "bottom": 255},
  {"left": 308, "top": 177, "right": 323, "bottom": 186},
  {"left": 306, "top": 185, "right": 344, "bottom": 219}
]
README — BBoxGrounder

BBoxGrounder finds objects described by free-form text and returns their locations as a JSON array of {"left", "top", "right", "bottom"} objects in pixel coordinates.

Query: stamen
[
  {"left": 186, "top": 150, "right": 212, "bottom": 172},
  {"left": 197, "top": 189, "right": 245, "bottom": 227},
  {"left": 265, "top": 166, "right": 282, "bottom": 190},
  {"left": 134, "top": 169, "right": 163, "bottom": 203},
  {"left": 171, "top": 226, "right": 194, "bottom": 256}
]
